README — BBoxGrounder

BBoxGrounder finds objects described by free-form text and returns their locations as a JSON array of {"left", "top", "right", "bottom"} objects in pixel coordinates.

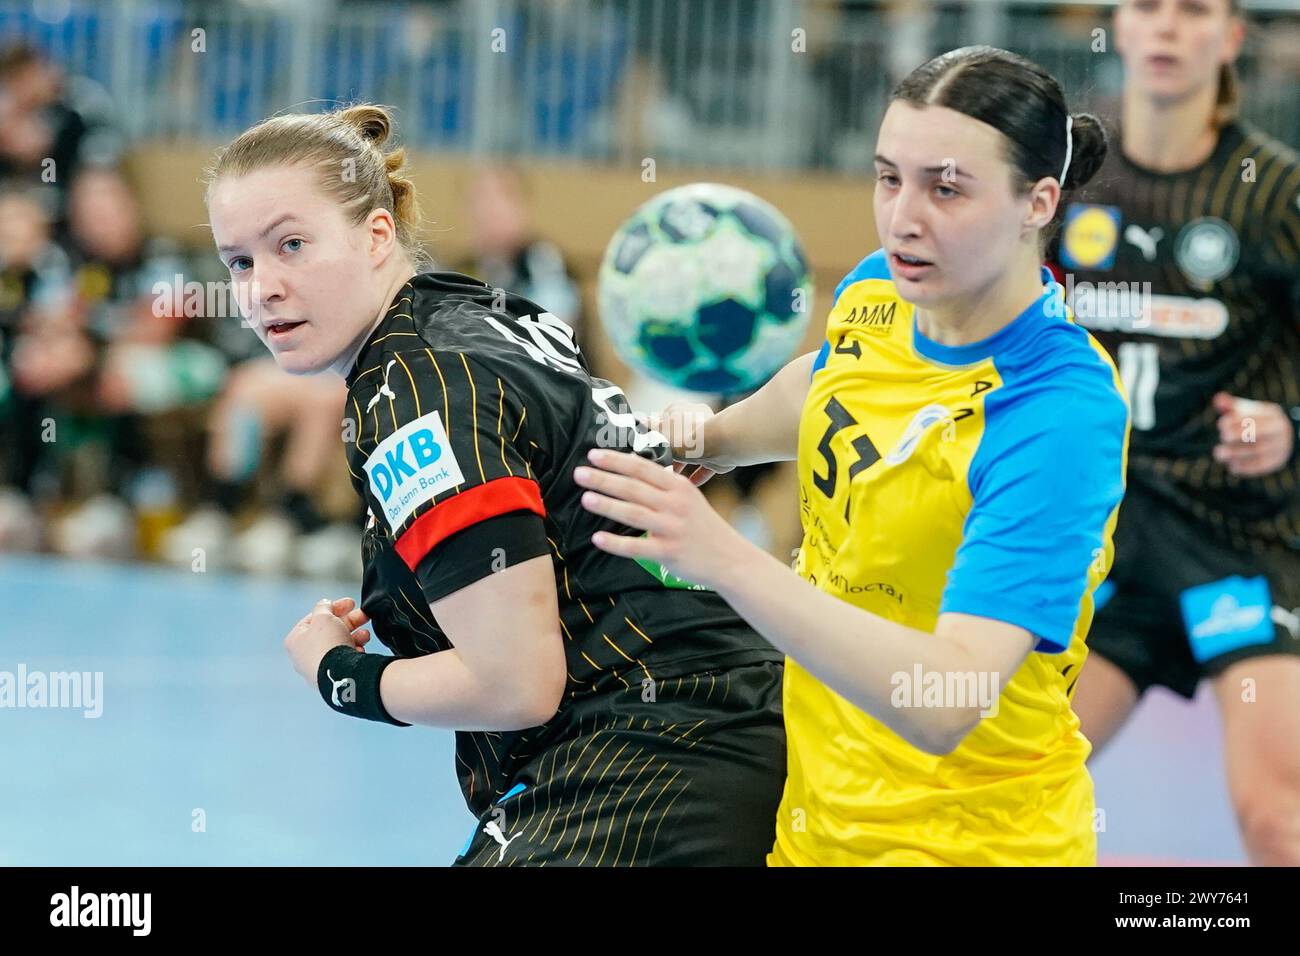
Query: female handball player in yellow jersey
[{"left": 576, "top": 46, "right": 1131, "bottom": 866}]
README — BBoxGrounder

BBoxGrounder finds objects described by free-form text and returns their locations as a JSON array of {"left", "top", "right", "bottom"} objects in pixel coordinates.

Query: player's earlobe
[
  {"left": 1023, "top": 178, "right": 1059, "bottom": 232},
  {"left": 367, "top": 208, "right": 396, "bottom": 262}
]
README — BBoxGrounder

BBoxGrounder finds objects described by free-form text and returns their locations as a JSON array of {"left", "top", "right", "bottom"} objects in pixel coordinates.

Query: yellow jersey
[{"left": 770, "top": 250, "right": 1130, "bottom": 866}]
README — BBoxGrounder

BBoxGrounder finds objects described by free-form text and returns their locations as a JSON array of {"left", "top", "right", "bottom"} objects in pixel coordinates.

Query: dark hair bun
[{"left": 1063, "top": 112, "right": 1107, "bottom": 191}]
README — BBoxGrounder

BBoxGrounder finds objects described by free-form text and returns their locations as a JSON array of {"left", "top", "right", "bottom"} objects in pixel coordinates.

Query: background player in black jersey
[
  {"left": 1052, "top": 0, "right": 1300, "bottom": 864},
  {"left": 204, "top": 104, "right": 785, "bottom": 866}
]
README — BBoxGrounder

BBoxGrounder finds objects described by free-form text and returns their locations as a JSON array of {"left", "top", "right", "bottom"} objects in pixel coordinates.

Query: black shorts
[
  {"left": 452, "top": 659, "right": 785, "bottom": 866},
  {"left": 1089, "top": 485, "right": 1300, "bottom": 699}
]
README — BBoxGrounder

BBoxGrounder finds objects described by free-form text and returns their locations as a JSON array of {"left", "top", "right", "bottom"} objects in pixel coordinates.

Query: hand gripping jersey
[
  {"left": 344, "top": 272, "right": 781, "bottom": 818},
  {"left": 770, "top": 250, "right": 1130, "bottom": 866}
]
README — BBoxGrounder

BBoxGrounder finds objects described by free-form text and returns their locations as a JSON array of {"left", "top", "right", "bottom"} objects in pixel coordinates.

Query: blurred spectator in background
[
  {"left": 885, "top": 0, "right": 937, "bottom": 86},
  {"left": 0, "top": 156, "right": 356, "bottom": 577},
  {"left": 8, "top": 167, "right": 225, "bottom": 560},
  {"left": 1257, "top": 17, "right": 1300, "bottom": 138},
  {"left": 160, "top": 357, "right": 358, "bottom": 580},
  {"left": 458, "top": 166, "right": 583, "bottom": 334},
  {"left": 806, "top": 0, "right": 857, "bottom": 169},
  {"left": 0, "top": 183, "right": 71, "bottom": 549},
  {"left": 0, "top": 42, "right": 123, "bottom": 227}
]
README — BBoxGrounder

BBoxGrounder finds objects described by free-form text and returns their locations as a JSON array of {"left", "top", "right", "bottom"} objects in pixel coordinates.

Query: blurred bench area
[{"left": 1, "top": 0, "right": 1298, "bottom": 579}]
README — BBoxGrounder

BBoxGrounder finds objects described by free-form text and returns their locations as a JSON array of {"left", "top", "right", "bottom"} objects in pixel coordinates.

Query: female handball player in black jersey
[
  {"left": 204, "top": 104, "right": 785, "bottom": 866},
  {"left": 1053, "top": 0, "right": 1300, "bottom": 865}
]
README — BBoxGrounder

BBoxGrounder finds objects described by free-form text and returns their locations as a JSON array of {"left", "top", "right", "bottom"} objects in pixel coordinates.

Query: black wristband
[{"left": 316, "top": 646, "right": 410, "bottom": 726}]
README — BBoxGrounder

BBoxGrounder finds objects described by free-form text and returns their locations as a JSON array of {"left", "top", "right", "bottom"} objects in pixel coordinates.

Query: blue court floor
[{"left": 0, "top": 554, "right": 1245, "bottom": 865}]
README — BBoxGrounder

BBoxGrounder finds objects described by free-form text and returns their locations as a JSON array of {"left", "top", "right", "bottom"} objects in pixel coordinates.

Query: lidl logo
[{"left": 1061, "top": 204, "right": 1121, "bottom": 271}]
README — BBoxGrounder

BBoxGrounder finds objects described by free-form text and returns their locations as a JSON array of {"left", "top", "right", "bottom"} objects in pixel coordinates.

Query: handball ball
[{"left": 597, "top": 182, "right": 814, "bottom": 395}]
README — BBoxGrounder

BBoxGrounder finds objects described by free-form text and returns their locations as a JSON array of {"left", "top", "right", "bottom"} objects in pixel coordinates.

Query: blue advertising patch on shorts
[{"left": 1179, "top": 575, "right": 1274, "bottom": 663}]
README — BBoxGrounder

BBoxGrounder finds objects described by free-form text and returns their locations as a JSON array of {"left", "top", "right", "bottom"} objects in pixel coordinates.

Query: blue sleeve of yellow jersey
[
  {"left": 940, "top": 383, "right": 1128, "bottom": 653},
  {"left": 811, "top": 339, "right": 830, "bottom": 377}
]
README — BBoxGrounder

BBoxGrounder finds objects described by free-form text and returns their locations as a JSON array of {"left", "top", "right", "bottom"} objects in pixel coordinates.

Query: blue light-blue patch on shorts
[
  {"left": 1179, "top": 575, "right": 1274, "bottom": 663},
  {"left": 458, "top": 782, "right": 529, "bottom": 858}
]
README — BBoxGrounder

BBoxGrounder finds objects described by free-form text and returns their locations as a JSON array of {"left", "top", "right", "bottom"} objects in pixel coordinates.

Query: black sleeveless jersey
[
  {"left": 1048, "top": 121, "right": 1300, "bottom": 550},
  {"left": 343, "top": 271, "right": 780, "bottom": 814}
]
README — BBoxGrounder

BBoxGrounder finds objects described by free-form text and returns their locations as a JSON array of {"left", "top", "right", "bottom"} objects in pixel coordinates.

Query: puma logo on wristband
[{"left": 317, "top": 646, "right": 409, "bottom": 726}]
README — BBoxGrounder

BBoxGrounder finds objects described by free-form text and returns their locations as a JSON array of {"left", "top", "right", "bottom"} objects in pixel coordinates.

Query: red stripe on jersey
[{"left": 394, "top": 476, "right": 545, "bottom": 571}]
